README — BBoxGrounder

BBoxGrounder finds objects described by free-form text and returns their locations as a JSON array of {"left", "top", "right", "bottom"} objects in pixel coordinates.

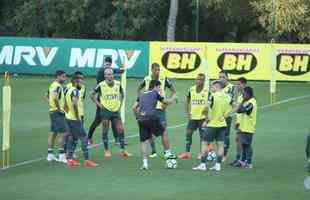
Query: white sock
[
  {"left": 165, "top": 149, "right": 171, "bottom": 154},
  {"left": 143, "top": 159, "right": 148, "bottom": 166}
]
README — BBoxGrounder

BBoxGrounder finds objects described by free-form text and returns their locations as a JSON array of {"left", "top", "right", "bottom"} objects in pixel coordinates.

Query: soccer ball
[
  {"left": 165, "top": 159, "right": 177, "bottom": 169},
  {"left": 206, "top": 151, "right": 217, "bottom": 162}
]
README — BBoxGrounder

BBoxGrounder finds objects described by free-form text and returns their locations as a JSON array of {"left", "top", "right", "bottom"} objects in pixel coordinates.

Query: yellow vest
[
  {"left": 239, "top": 98, "right": 257, "bottom": 133},
  {"left": 189, "top": 85, "right": 208, "bottom": 120},
  {"left": 99, "top": 80, "right": 122, "bottom": 112},
  {"left": 48, "top": 81, "right": 65, "bottom": 112},
  {"left": 207, "top": 91, "right": 231, "bottom": 127},
  {"left": 144, "top": 75, "right": 167, "bottom": 109},
  {"left": 65, "top": 86, "right": 80, "bottom": 120},
  {"left": 66, "top": 82, "right": 86, "bottom": 116}
]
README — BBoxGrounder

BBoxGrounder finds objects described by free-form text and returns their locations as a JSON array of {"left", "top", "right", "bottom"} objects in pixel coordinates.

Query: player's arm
[
  {"left": 166, "top": 78, "right": 177, "bottom": 100},
  {"left": 43, "top": 90, "right": 49, "bottom": 103},
  {"left": 160, "top": 92, "right": 176, "bottom": 105},
  {"left": 90, "top": 84, "right": 102, "bottom": 108},
  {"left": 137, "top": 80, "right": 146, "bottom": 95},
  {"left": 72, "top": 90, "right": 80, "bottom": 120},
  {"left": 236, "top": 102, "right": 254, "bottom": 115},
  {"left": 132, "top": 98, "right": 139, "bottom": 115},
  {"left": 185, "top": 90, "right": 191, "bottom": 119},
  {"left": 51, "top": 87, "right": 61, "bottom": 111}
]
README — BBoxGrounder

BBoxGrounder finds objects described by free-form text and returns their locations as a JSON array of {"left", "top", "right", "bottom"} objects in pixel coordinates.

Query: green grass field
[{"left": 0, "top": 75, "right": 310, "bottom": 200}]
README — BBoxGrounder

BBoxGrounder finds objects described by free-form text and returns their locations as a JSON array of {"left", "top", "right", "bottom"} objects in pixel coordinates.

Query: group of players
[{"left": 46, "top": 57, "right": 257, "bottom": 171}]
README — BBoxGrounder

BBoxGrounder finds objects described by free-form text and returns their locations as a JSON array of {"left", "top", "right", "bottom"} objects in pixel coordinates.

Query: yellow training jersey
[
  {"left": 207, "top": 91, "right": 231, "bottom": 127},
  {"left": 96, "top": 80, "right": 122, "bottom": 112},
  {"left": 188, "top": 85, "right": 209, "bottom": 120},
  {"left": 66, "top": 82, "right": 86, "bottom": 116},
  {"left": 48, "top": 81, "right": 65, "bottom": 112},
  {"left": 238, "top": 97, "right": 257, "bottom": 133},
  {"left": 65, "top": 86, "right": 80, "bottom": 120}
]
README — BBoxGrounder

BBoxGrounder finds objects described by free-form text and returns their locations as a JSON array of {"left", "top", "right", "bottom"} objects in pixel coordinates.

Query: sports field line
[{"left": 1, "top": 94, "right": 310, "bottom": 171}]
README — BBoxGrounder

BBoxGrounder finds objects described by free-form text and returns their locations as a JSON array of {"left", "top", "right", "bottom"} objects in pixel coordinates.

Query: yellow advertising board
[
  {"left": 206, "top": 43, "right": 271, "bottom": 80},
  {"left": 149, "top": 42, "right": 207, "bottom": 79},
  {"left": 274, "top": 44, "right": 310, "bottom": 81}
]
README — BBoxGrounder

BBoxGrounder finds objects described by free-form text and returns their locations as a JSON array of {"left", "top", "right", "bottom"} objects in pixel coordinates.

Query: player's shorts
[
  {"left": 138, "top": 116, "right": 165, "bottom": 142},
  {"left": 202, "top": 127, "right": 226, "bottom": 142},
  {"left": 187, "top": 119, "right": 204, "bottom": 131},
  {"left": 156, "top": 109, "right": 166, "bottom": 127},
  {"left": 66, "top": 119, "right": 86, "bottom": 138},
  {"left": 225, "top": 116, "right": 233, "bottom": 136},
  {"left": 49, "top": 111, "right": 67, "bottom": 133},
  {"left": 101, "top": 107, "right": 121, "bottom": 121},
  {"left": 239, "top": 132, "right": 253, "bottom": 145}
]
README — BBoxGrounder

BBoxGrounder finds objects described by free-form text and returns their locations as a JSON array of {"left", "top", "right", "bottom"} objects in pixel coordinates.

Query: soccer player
[
  {"left": 193, "top": 80, "right": 231, "bottom": 171},
  {"left": 46, "top": 70, "right": 67, "bottom": 163},
  {"left": 230, "top": 77, "right": 248, "bottom": 166},
  {"left": 137, "top": 63, "right": 177, "bottom": 158},
  {"left": 87, "top": 57, "right": 125, "bottom": 145},
  {"left": 90, "top": 68, "right": 131, "bottom": 157},
  {"left": 133, "top": 80, "right": 177, "bottom": 170},
  {"left": 306, "top": 133, "right": 310, "bottom": 172},
  {"left": 219, "top": 71, "right": 237, "bottom": 161},
  {"left": 178, "top": 73, "right": 208, "bottom": 159},
  {"left": 233, "top": 86, "right": 257, "bottom": 169},
  {"left": 65, "top": 78, "right": 99, "bottom": 168}
]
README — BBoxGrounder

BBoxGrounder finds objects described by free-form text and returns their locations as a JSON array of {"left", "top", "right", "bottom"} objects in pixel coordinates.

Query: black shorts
[
  {"left": 187, "top": 119, "right": 204, "bottom": 132},
  {"left": 240, "top": 132, "right": 253, "bottom": 145},
  {"left": 66, "top": 119, "right": 86, "bottom": 138},
  {"left": 101, "top": 107, "right": 121, "bottom": 121},
  {"left": 138, "top": 117, "right": 165, "bottom": 142},
  {"left": 49, "top": 111, "right": 67, "bottom": 133},
  {"left": 202, "top": 127, "right": 226, "bottom": 142}
]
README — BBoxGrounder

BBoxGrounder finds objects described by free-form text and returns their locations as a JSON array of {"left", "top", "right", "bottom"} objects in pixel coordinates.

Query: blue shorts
[{"left": 49, "top": 111, "right": 67, "bottom": 133}]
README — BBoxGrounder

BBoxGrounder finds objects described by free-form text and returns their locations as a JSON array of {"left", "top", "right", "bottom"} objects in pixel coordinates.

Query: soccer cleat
[
  {"left": 67, "top": 159, "right": 80, "bottom": 168},
  {"left": 140, "top": 164, "right": 149, "bottom": 170},
  {"left": 119, "top": 150, "right": 132, "bottom": 157},
  {"left": 244, "top": 164, "right": 253, "bottom": 169},
  {"left": 210, "top": 163, "right": 221, "bottom": 171},
  {"left": 149, "top": 152, "right": 158, "bottom": 158},
  {"left": 58, "top": 154, "right": 67, "bottom": 163},
  {"left": 104, "top": 150, "right": 112, "bottom": 158},
  {"left": 178, "top": 152, "right": 192, "bottom": 159},
  {"left": 47, "top": 154, "right": 58, "bottom": 162},
  {"left": 193, "top": 163, "right": 207, "bottom": 171},
  {"left": 84, "top": 160, "right": 99, "bottom": 168},
  {"left": 164, "top": 151, "right": 176, "bottom": 159}
]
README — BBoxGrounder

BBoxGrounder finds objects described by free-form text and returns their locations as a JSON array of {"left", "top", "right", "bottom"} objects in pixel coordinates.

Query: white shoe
[
  {"left": 140, "top": 164, "right": 149, "bottom": 170},
  {"left": 193, "top": 163, "right": 207, "bottom": 171},
  {"left": 210, "top": 163, "right": 221, "bottom": 171},
  {"left": 58, "top": 154, "right": 67, "bottom": 163},
  {"left": 47, "top": 154, "right": 58, "bottom": 162}
]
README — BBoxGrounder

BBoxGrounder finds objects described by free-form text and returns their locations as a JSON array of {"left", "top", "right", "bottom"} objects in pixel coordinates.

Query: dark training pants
[
  {"left": 87, "top": 106, "right": 118, "bottom": 141},
  {"left": 224, "top": 116, "right": 232, "bottom": 156},
  {"left": 306, "top": 133, "right": 310, "bottom": 159}
]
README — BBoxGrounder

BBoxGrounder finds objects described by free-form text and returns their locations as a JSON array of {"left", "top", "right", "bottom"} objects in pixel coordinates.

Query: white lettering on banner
[
  {"left": 0, "top": 45, "right": 13, "bottom": 65},
  {"left": 69, "top": 48, "right": 141, "bottom": 69},
  {"left": 69, "top": 48, "right": 96, "bottom": 68},
  {"left": 0, "top": 45, "right": 58, "bottom": 66}
]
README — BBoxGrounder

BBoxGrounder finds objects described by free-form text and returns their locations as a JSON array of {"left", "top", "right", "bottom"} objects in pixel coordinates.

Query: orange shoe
[
  {"left": 119, "top": 150, "right": 132, "bottom": 157},
  {"left": 67, "top": 159, "right": 80, "bottom": 168},
  {"left": 178, "top": 152, "right": 192, "bottom": 159},
  {"left": 83, "top": 160, "right": 99, "bottom": 168},
  {"left": 104, "top": 150, "right": 112, "bottom": 158}
]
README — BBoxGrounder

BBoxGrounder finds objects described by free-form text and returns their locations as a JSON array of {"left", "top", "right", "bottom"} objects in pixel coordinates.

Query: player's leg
[
  {"left": 114, "top": 117, "right": 131, "bottom": 157},
  {"left": 138, "top": 120, "right": 152, "bottom": 170},
  {"left": 239, "top": 133, "right": 254, "bottom": 169},
  {"left": 66, "top": 121, "right": 80, "bottom": 167},
  {"left": 47, "top": 112, "right": 59, "bottom": 161},
  {"left": 210, "top": 127, "right": 225, "bottom": 171},
  {"left": 149, "top": 136, "right": 157, "bottom": 158},
  {"left": 54, "top": 112, "right": 67, "bottom": 163},
  {"left": 230, "top": 131, "right": 242, "bottom": 166},
  {"left": 193, "top": 127, "right": 212, "bottom": 171},
  {"left": 111, "top": 120, "right": 119, "bottom": 145},
  {"left": 157, "top": 110, "right": 174, "bottom": 158},
  {"left": 87, "top": 106, "right": 102, "bottom": 144},
  {"left": 102, "top": 119, "right": 111, "bottom": 157},
  {"left": 178, "top": 120, "right": 196, "bottom": 159},
  {"left": 223, "top": 116, "right": 232, "bottom": 161},
  {"left": 307, "top": 133, "right": 310, "bottom": 172}
]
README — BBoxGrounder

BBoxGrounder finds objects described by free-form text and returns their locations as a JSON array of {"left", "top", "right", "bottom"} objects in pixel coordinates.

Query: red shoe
[
  {"left": 67, "top": 159, "right": 80, "bottom": 168},
  {"left": 84, "top": 160, "right": 99, "bottom": 168},
  {"left": 119, "top": 150, "right": 132, "bottom": 157}
]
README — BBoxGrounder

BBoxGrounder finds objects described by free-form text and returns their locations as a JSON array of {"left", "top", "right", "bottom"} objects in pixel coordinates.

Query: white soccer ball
[
  {"left": 207, "top": 151, "right": 217, "bottom": 162},
  {"left": 165, "top": 159, "right": 177, "bottom": 169}
]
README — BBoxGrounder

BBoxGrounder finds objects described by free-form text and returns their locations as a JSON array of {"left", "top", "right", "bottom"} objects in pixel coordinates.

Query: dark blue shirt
[{"left": 137, "top": 90, "right": 164, "bottom": 120}]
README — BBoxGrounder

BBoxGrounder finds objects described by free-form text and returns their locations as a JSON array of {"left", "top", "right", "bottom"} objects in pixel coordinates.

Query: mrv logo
[
  {"left": 277, "top": 54, "right": 310, "bottom": 76},
  {"left": 217, "top": 53, "right": 257, "bottom": 74},
  {"left": 0, "top": 45, "right": 141, "bottom": 69},
  {"left": 161, "top": 51, "right": 201, "bottom": 73}
]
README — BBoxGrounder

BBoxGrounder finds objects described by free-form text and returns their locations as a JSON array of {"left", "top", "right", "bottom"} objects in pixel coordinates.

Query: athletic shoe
[
  {"left": 47, "top": 154, "right": 58, "bottom": 162},
  {"left": 58, "top": 153, "right": 67, "bottom": 163},
  {"left": 244, "top": 163, "right": 253, "bottom": 169},
  {"left": 164, "top": 151, "right": 176, "bottom": 159},
  {"left": 67, "top": 159, "right": 80, "bottom": 168},
  {"left": 192, "top": 163, "right": 207, "bottom": 171},
  {"left": 104, "top": 150, "right": 112, "bottom": 158},
  {"left": 178, "top": 152, "right": 191, "bottom": 159},
  {"left": 229, "top": 160, "right": 239, "bottom": 166},
  {"left": 140, "top": 164, "right": 149, "bottom": 170},
  {"left": 210, "top": 163, "right": 221, "bottom": 171},
  {"left": 84, "top": 160, "right": 99, "bottom": 168},
  {"left": 119, "top": 150, "right": 132, "bottom": 157},
  {"left": 149, "top": 152, "right": 158, "bottom": 158}
]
